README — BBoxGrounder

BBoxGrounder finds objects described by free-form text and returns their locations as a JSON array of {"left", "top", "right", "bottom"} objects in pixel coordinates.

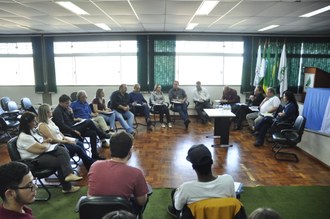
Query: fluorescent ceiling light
[
  {"left": 300, "top": 5, "right": 330, "bottom": 18},
  {"left": 56, "top": 1, "right": 89, "bottom": 15},
  {"left": 258, "top": 25, "right": 279, "bottom": 32},
  {"left": 186, "top": 23, "right": 198, "bottom": 30},
  {"left": 95, "top": 23, "right": 111, "bottom": 31},
  {"left": 196, "top": 1, "right": 220, "bottom": 15}
]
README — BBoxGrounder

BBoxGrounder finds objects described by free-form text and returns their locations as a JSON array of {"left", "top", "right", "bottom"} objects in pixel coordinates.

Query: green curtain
[
  {"left": 149, "top": 35, "right": 176, "bottom": 92},
  {"left": 137, "top": 35, "right": 148, "bottom": 91},
  {"left": 44, "top": 37, "right": 57, "bottom": 93},
  {"left": 240, "top": 36, "right": 254, "bottom": 93},
  {"left": 31, "top": 37, "right": 45, "bottom": 93}
]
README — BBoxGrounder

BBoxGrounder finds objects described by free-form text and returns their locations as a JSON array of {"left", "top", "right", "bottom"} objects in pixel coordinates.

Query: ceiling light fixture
[
  {"left": 186, "top": 23, "right": 199, "bottom": 30},
  {"left": 299, "top": 5, "right": 330, "bottom": 18},
  {"left": 258, "top": 25, "right": 279, "bottom": 32},
  {"left": 196, "top": 1, "right": 220, "bottom": 15},
  {"left": 95, "top": 23, "right": 111, "bottom": 31},
  {"left": 56, "top": 1, "right": 89, "bottom": 15}
]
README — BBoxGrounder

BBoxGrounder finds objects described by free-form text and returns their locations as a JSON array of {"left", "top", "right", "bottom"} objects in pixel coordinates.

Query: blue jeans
[
  {"left": 113, "top": 110, "right": 134, "bottom": 133},
  {"left": 99, "top": 113, "right": 116, "bottom": 130},
  {"left": 174, "top": 103, "right": 189, "bottom": 121}
]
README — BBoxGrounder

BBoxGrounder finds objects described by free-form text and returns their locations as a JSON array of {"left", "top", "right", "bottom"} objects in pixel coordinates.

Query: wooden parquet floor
[{"left": 1, "top": 116, "right": 330, "bottom": 189}]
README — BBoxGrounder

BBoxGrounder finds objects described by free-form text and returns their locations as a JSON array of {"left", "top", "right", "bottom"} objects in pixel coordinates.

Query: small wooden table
[{"left": 204, "top": 108, "right": 236, "bottom": 147}]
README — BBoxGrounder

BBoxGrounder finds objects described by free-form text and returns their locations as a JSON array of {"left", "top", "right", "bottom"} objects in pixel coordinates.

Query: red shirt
[
  {"left": 88, "top": 160, "right": 148, "bottom": 199},
  {"left": 0, "top": 204, "right": 34, "bottom": 219}
]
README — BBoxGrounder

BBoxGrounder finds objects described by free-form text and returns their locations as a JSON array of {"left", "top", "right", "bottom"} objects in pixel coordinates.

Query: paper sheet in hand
[
  {"left": 73, "top": 119, "right": 86, "bottom": 126},
  {"left": 99, "top": 111, "right": 114, "bottom": 115}
]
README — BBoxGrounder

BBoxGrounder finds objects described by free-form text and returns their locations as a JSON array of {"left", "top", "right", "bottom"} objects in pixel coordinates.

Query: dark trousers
[
  {"left": 173, "top": 103, "right": 189, "bottom": 121},
  {"left": 234, "top": 105, "right": 253, "bottom": 128},
  {"left": 72, "top": 119, "right": 106, "bottom": 157},
  {"left": 36, "top": 146, "right": 73, "bottom": 190},
  {"left": 133, "top": 104, "right": 151, "bottom": 123},
  {"left": 195, "top": 101, "right": 211, "bottom": 123},
  {"left": 153, "top": 105, "right": 171, "bottom": 123},
  {"left": 255, "top": 117, "right": 274, "bottom": 144},
  {"left": 64, "top": 141, "right": 94, "bottom": 170}
]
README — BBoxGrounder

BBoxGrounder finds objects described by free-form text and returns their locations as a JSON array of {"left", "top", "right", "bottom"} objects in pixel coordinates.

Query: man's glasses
[{"left": 12, "top": 182, "right": 38, "bottom": 192}]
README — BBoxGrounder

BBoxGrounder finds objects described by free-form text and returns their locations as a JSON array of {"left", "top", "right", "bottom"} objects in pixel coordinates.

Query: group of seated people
[
  {"left": 0, "top": 140, "right": 283, "bottom": 219},
  {"left": 232, "top": 86, "right": 299, "bottom": 147}
]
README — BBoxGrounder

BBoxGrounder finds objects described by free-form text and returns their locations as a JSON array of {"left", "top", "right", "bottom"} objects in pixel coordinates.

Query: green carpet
[{"left": 30, "top": 186, "right": 330, "bottom": 219}]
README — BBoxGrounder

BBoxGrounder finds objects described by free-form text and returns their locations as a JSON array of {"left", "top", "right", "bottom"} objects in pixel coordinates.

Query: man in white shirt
[
  {"left": 193, "top": 81, "right": 212, "bottom": 124},
  {"left": 167, "top": 144, "right": 235, "bottom": 218},
  {"left": 246, "top": 87, "right": 281, "bottom": 130}
]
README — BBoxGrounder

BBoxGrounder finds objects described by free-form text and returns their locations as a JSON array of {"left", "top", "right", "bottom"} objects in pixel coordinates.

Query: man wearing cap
[
  {"left": 167, "top": 144, "right": 236, "bottom": 218},
  {"left": 87, "top": 131, "right": 150, "bottom": 215}
]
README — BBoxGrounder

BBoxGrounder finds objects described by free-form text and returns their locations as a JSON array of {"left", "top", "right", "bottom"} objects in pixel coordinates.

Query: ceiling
[{"left": 0, "top": 0, "right": 330, "bottom": 36}]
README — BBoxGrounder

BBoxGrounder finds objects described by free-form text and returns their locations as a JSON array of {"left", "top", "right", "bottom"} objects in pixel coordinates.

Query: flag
[
  {"left": 262, "top": 41, "right": 272, "bottom": 92},
  {"left": 278, "top": 44, "right": 288, "bottom": 97},
  {"left": 253, "top": 44, "right": 262, "bottom": 86}
]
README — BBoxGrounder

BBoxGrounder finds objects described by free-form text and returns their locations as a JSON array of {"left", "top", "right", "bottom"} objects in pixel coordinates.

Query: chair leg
[
  {"left": 272, "top": 143, "right": 299, "bottom": 162},
  {"left": 35, "top": 178, "right": 52, "bottom": 201}
]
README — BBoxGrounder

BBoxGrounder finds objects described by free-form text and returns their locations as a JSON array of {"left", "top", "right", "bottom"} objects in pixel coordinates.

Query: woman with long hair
[
  {"left": 17, "top": 111, "right": 81, "bottom": 193},
  {"left": 150, "top": 84, "right": 172, "bottom": 128},
  {"left": 38, "top": 104, "right": 94, "bottom": 171},
  {"left": 92, "top": 88, "right": 116, "bottom": 132}
]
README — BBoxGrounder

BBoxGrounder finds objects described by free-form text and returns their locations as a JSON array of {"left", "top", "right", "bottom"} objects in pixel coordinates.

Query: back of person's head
[
  {"left": 0, "top": 161, "right": 30, "bottom": 201},
  {"left": 38, "top": 104, "right": 51, "bottom": 124},
  {"left": 186, "top": 144, "right": 213, "bottom": 175},
  {"left": 19, "top": 111, "right": 36, "bottom": 134},
  {"left": 248, "top": 208, "right": 282, "bottom": 219},
  {"left": 102, "top": 210, "right": 135, "bottom": 219},
  {"left": 59, "top": 94, "right": 71, "bottom": 103},
  {"left": 110, "top": 131, "right": 134, "bottom": 158}
]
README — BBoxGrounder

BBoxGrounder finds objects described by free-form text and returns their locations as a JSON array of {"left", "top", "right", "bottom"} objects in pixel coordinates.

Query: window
[
  {"left": 0, "top": 43, "right": 34, "bottom": 85},
  {"left": 54, "top": 41, "right": 138, "bottom": 85},
  {"left": 175, "top": 41, "right": 243, "bottom": 85}
]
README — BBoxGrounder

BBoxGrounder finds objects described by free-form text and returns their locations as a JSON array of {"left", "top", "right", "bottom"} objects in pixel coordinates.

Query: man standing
[
  {"left": 110, "top": 84, "right": 136, "bottom": 136},
  {"left": 88, "top": 131, "right": 150, "bottom": 215},
  {"left": 129, "top": 84, "right": 152, "bottom": 131},
  {"left": 193, "top": 81, "right": 212, "bottom": 124},
  {"left": 168, "top": 80, "right": 190, "bottom": 129},
  {"left": 52, "top": 94, "right": 109, "bottom": 159},
  {"left": 167, "top": 144, "right": 236, "bottom": 217},
  {"left": 0, "top": 161, "right": 36, "bottom": 219}
]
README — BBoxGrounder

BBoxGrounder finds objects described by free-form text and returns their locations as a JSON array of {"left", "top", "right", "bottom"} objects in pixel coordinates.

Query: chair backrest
[
  {"left": 7, "top": 137, "right": 22, "bottom": 161},
  {"left": 21, "top": 97, "right": 33, "bottom": 109},
  {"left": 293, "top": 115, "right": 306, "bottom": 136},
  {"left": 78, "top": 196, "right": 133, "bottom": 219},
  {"left": 7, "top": 100, "right": 19, "bottom": 112},
  {"left": 185, "top": 197, "right": 247, "bottom": 219},
  {"left": 1, "top": 97, "right": 11, "bottom": 111}
]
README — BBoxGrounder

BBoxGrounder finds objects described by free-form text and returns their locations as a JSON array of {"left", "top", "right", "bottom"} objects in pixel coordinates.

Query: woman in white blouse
[{"left": 17, "top": 111, "right": 81, "bottom": 193}]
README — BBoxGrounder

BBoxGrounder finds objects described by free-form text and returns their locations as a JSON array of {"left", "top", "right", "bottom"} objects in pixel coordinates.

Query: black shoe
[
  {"left": 147, "top": 125, "right": 153, "bottom": 131},
  {"left": 104, "top": 133, "right": 111, "bottom": 139},
  {"left": 184, "top": 119, "right": 191, "bottom": 129},
  {"left": 167, "top": 206, "right": 177, "bottom": 218},
  {"left": 254, "top": 141, "right": 263, "bottom": 147},
  {"left": 252, "top": 131, "right": 259, "bottom": 136}
]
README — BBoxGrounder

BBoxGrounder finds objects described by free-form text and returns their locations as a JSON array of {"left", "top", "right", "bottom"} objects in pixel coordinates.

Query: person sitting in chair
[
  {"left": 167, "top": 144, "right": 235, "bottom": 218},
  {"left": 110, "top": 84, "right": 136, "bottom": 136},
  {"left": 221, "top": 86, "right": 240, "bottom": 105},
  {"left": 0, "top": 161, "right": 36, "bottom": 219},
  {"left": 193, "top": 81, "right": 212, "bottom": 124},
  {"left": 88, "top": 131, "right": 150, "bottom": 216},
  {"left": 150, "top": 84, "right": 172, "bottom": 128},
  {"left": 168, "top": 80, "right": 190, "bottom": 129},
  {"left": 129, "top": 84, "right": 152, "bottom": 131}
]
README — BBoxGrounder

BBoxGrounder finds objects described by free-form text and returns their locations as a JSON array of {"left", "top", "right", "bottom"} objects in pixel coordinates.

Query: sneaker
[
  {"left": 168, "top": 123, "right": 172, "bottom": 128},
  {"left": 184, "top": 119, "right": 191, "bottom": 129},
  {"left": 62, "top": 186, "right": 80, "bottom": 194},
  {"left": 130, "top": 131, "right": 136, "bottom": 137},
  {"left": 65, "top": 174, "right": 82, "bottom": 182},
  {"left": 167, "top": 205, "right": 177, "bottom": 218},
  {"left": 161, "top": 123, "right": 166, "bottom": 128}
]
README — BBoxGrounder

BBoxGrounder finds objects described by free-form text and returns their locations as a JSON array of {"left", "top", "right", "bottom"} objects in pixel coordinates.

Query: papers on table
[{"left": 172, "top": 100, "right": 183, "bottom": 104}]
